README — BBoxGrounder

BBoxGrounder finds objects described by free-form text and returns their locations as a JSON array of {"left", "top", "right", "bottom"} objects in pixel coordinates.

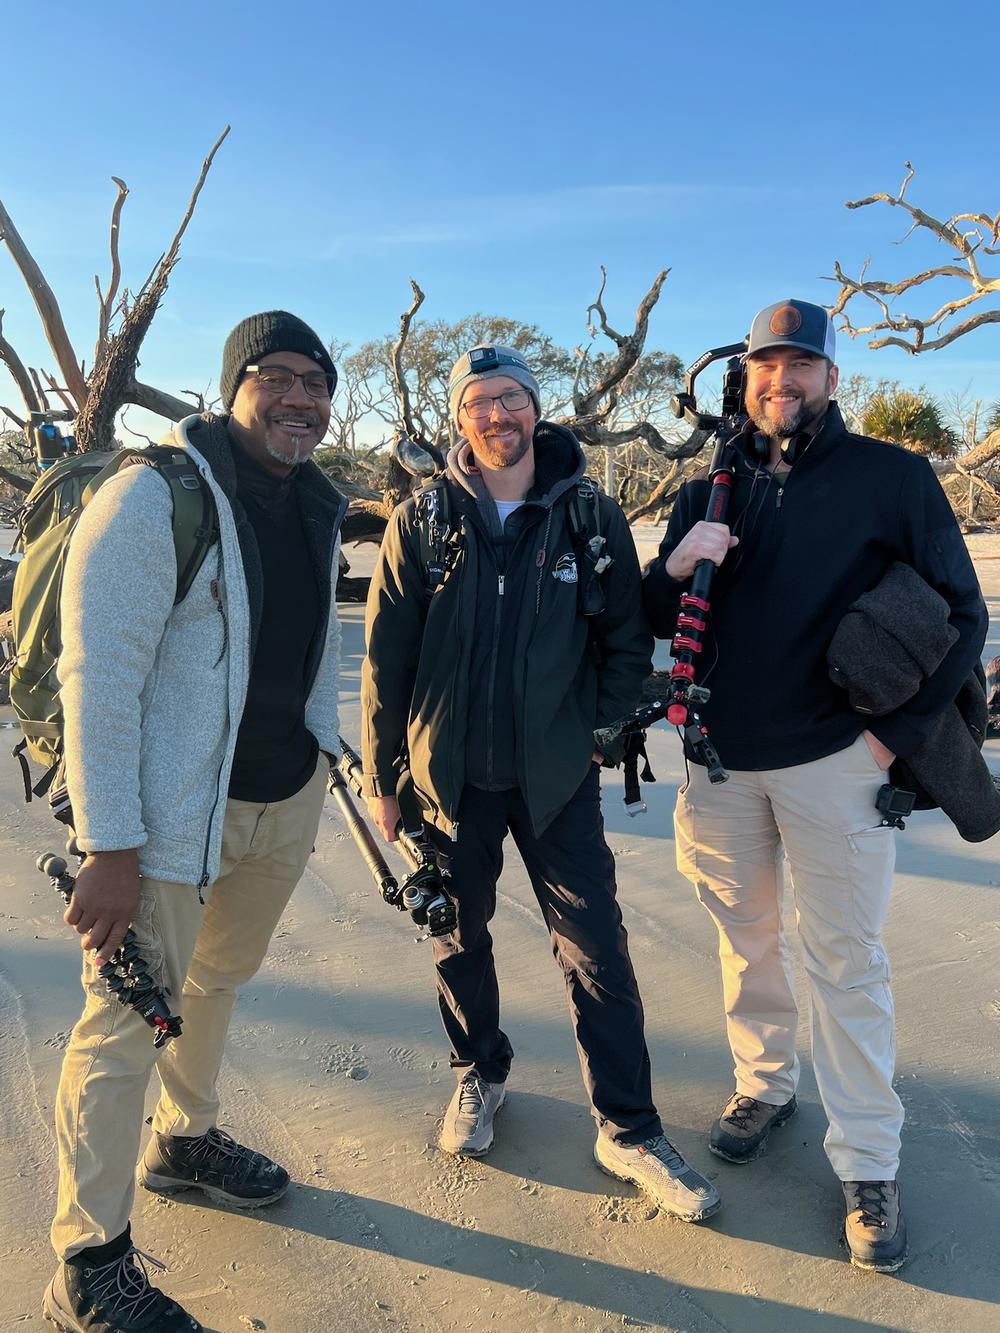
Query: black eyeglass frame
[
  {"left": 460, "top": 388, "right": 534, "bottom": 420},
  {"left": 243, "top": 363, "right": 336, "bottom": 399}
]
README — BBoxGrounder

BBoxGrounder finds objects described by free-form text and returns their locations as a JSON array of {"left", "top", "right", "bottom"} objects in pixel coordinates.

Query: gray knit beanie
[
  {"left": 220, "top": 310, "right": 337, "bottom": 410},
  {"left": 448, "top": 345, "right": 541, "bottom": 424}
]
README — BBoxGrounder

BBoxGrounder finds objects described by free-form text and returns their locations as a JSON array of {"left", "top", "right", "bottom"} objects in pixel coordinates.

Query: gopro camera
[
  {"left": 469, "top": 346, "right": 500, "bottom": 371},
  {"left": 876, "top": 784, "right": 916, "bottom": 830}
]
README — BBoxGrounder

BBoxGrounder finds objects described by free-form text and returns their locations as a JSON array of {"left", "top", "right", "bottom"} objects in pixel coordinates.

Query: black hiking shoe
[
  {"left": 709, "top": 1092, "right": 797, "bottom": 1163},
  {"left": 842, "top": 1180, "right": 908, "bottom": 1273},
  {"left": 138, "top": 1126, "right": 289, "bottom": 1208},
  {"left": 43, "top": 1247, "right": 201, "bottom": 1332}
]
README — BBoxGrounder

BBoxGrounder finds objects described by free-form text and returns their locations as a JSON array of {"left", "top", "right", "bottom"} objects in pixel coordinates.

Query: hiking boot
[
  {"left": 843, "top": 1180, "right": 908, "bottom": 1273},
  {"left": 43, "top": 1246, "right": 201, "bottom": 1332},
  {"left": 709, "top": 1092, "right": 797, "bottom": 1163},
  {"left": 137, "top": 1127, "right": 289, "bottom": 1207},
  {"left": 439, "top": 1074, "right": 506, "bottom": 1156},
  {"left": 594, "top": 1132, "right": 721, "bottom": 1223}
]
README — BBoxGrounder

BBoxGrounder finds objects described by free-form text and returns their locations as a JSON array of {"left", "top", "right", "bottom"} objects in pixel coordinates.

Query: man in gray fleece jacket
[{"left": 45, "top": 312, "right": 347, "bottom": 1333}]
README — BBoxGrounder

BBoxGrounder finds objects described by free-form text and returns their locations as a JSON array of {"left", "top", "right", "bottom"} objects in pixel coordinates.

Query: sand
[{"left": 0, "top": 532, "right": 998, "bottom": 1333}]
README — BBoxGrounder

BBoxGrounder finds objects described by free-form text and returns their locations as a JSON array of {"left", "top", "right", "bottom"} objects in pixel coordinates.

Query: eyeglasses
[
  {"left": 461, "top": 388, "right": 532, "bottom": 420},
  {"left": 244, "top": 364, "right": 335, "bottom": 399}
]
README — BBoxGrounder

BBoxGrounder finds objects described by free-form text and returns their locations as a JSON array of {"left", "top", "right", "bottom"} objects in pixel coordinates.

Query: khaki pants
[
  {"left": 51, "top": 755, "right": 329, "bottom": 1259},
  {"left": 674, "top": 735, "right": 904, "bottom": 1180}
]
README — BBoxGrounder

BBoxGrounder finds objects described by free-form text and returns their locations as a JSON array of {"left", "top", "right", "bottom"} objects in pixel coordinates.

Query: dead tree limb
[
  {"left": 1, "top": 405, "right": 27, "bottom": 429},
  {"left": 94, "top": 176, "right": 129, "bottom": 370},
  {"left": 73, "top": 126, "right": 230, "bottom": 451},
  {"left": 957, "top": 427, "right": 1000, "bottom": 474},
  {"left": 572, "top": 266, "right": 669, "bottom": 418},
  {"left": 29, "top": 368, "right": 50, "bottom": 412},
  {"left": 0, "top": 309, "right": 42, "bottom": 417},
  {"left": 125, "top": 378, "right": 201, "bottom": 423},
  {"left": 392, "top": 279, "right": 426, "bottom": 446},
  {"left": 0, "top": 201, "right": 88, "bottom": 407},
  {"left": 42, "top": 369, "right": 76, "bottom": 413},
  {"left": 0, "top": 465, "right": 32, "bottom": 494},
  {"left": 825, "top": 162, "right": 1000, "bottom": 354}
]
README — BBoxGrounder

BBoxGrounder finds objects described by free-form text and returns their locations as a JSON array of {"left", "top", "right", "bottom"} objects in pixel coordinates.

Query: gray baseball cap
[
  {"left": 448, "top": 345, "right": 541, "bottom": 423},
  {"left": 747, "top": 299, "right": 836, "bottom": 362}
]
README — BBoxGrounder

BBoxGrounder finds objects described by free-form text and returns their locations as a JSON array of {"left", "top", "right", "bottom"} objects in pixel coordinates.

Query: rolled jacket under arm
[{"left": 865, "top": 460, "right": 987, "bottom": 757}]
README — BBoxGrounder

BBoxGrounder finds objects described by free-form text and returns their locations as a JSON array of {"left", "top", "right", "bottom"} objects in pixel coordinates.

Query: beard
[
  {"left": 263, "top": 418, "right": 322, "bottom": 466},
  {"left": 747, "top": 381, "right": 832, "bottom": 440},
  {"left": 473, "top": 420, "right": 533, "bottom": 470}
]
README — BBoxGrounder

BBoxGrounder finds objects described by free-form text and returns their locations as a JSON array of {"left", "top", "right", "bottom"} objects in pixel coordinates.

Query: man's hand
[
  {"left": 592, "top": 750, "right": 605, "bottom": 765},
  {"left": 367, "top": 795, "right": 401, "bottom": 843},
  {"left": 664, "top": 521, "right": 739, "bottom": 581},
  {"left": 64, "top": 848, "right": 141, "bottom": 966},
  {"left": 863, "top": 731, "right": 896, "bottom": 773}
]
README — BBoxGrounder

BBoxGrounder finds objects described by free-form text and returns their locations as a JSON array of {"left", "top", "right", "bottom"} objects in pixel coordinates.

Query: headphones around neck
[{"left": 752, "top": 429, "right": 811, "bottom": 467}]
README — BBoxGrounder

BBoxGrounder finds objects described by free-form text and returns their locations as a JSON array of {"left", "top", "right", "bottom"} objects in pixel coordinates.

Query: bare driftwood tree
[
  {"left": 0, "top": 127, "right": 230, "bottom": 454},
  {"left": 826, "top": 162, "right": 1000, "bottom": 476},
  {"left": 329, "top": 268, "right": 704, "bottom": 599}
]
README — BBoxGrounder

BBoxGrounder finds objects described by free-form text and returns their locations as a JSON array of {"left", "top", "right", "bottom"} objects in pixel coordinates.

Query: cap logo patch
[{"left": 769, "top": 305, "right": 803, "bottom": 336}]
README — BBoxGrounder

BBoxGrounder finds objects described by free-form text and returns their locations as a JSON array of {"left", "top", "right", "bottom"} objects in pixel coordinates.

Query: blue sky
[{"left": 2, "top": 0, "right": 998, "bottom": 436}]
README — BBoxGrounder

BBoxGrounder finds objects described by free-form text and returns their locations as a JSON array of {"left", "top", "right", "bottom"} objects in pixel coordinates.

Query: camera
[{"left": 876, "top": 784, "right": 916, "bottom": 830}]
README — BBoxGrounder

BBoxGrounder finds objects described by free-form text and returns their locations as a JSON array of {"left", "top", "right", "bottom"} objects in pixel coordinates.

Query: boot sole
[
  {"left": 709, "top": 1099, "right": 798, "bottom": 1164},
  {"left": 137, "top": 1166, "right": 288, "bottom": 1208},
  {"left": 593, "top": 1153, "right": 722, "bottom": 1223},
  {"left": 42, "top": 1283, "right": 81, "bottom": 1333},
  {"left": 846, "top": 1235, "right": 909, "bottom": 1274},
  {"left": 439, "top": 1090, "right": 506, "bottom": 1157}
]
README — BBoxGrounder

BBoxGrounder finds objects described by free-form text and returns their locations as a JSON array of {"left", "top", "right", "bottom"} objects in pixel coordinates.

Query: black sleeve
[
  {"left": 640, "top": 482, "right": 696, "bottom": 639},
  {"left": 592, "top": 497, "right": 654, "bottom": 729},
  {"left": 868, "top": 458, "right": 988, "bottom": 757}
]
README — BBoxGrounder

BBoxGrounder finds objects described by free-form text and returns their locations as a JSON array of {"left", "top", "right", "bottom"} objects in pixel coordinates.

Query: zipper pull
[
  {"left": 776, "top": 487, "right": 784, "bottom": 510},
  {"left": 498, "top": 574, "right": 505, "bottom": 596}
]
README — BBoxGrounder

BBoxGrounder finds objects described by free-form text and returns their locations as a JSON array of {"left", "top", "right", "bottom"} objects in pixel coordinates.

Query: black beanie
[{"left": 220, "top": 310, "right": 337, "bottom": 410}]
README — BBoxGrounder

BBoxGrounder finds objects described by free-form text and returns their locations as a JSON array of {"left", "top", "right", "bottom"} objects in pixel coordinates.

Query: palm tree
[{"left": 862, "top": 390, "right": 960, "bottom": 459}]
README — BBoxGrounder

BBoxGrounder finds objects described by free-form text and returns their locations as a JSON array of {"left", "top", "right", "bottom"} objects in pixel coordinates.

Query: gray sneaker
[
  {"left": 594, "top": 1132, "right": 721, "bottom": 1222},
  {"left": 439, "top": 1074, "right": 506, "bottom": 1156},
  {"left": 843, "top": 1180, "right": 908, "bottom": 1273},
  {"left": 710, "top": 1092, "right": 797, "bottom": 1163}
]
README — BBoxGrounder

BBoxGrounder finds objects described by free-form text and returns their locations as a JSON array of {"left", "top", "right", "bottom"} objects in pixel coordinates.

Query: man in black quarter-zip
[
  {"left": 361, "top": 344, "right": 721, "bottom": 1224},
  {"left": 642, "top": 299, "right": 988, "bottom": 1273}
]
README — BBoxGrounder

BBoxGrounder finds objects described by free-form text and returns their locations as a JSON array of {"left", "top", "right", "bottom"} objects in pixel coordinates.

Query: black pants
[{"left": 428, "top": 766, "right": 661, "bottom": 1144}]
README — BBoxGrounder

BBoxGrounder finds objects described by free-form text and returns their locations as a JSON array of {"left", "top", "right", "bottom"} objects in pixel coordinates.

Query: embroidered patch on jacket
[{"left": 552, "top": 552, "right": 578, "bottom": 584}]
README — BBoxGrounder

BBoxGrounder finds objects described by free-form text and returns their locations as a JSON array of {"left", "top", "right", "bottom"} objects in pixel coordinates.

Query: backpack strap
[
  {"left": 86, "top": 447, "right": 219, "bottom": 605},
  {"left": 415, "top": 476, "right": 460, "bottom": 594},
  {"left": 565, "top": 476, "right": 614, "bottom": 618}
]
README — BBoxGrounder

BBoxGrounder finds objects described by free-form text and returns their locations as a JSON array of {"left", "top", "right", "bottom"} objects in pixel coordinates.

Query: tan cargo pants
[
  {"left": 674, "top": 735, "right": 904, "bottom": 1181},
  {"left": 51, "top": 754, "right": 329, "bottom": 1258}
]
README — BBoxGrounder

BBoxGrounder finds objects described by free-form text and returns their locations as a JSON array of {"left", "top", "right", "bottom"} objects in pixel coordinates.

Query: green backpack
[{"left": 3, "top": 445, "right": 217, "bottom": 815}]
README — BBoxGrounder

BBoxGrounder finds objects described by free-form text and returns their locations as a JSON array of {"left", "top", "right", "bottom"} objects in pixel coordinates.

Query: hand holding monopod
[
  {"left": 596, "top": 344, "right": 748, "bottom": 791},
  {"left": 327, "top": 740, "right": 457, "bottom": 941},
  {"left": 38, "top": 852, "right": 182, "bottom": 1048}
]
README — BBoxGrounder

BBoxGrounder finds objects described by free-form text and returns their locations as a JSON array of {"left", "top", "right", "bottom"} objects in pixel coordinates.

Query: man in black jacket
[
  {"left": 362, "top": 345, "right": 720, "bottom": 1223},
  {"left": 642, "top": 300, "right": 987, "bottom": 1272}
]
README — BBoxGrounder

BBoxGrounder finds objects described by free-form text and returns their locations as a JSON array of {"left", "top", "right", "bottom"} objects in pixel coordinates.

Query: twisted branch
[
  {"left": 0, "top": 200, "right": 88, "bottom": 406},
  {"left": 0, "top": 308, "right": 41, "bottom": 417},
  {"left": 391, "top": 278, "right": 426, "bottom": 446},
  {"left": 825, "top": 162, "right": 1000, "bottom": 355},
  {"left": 94, "top": 176, "right": 129, "bottom": 370}
]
